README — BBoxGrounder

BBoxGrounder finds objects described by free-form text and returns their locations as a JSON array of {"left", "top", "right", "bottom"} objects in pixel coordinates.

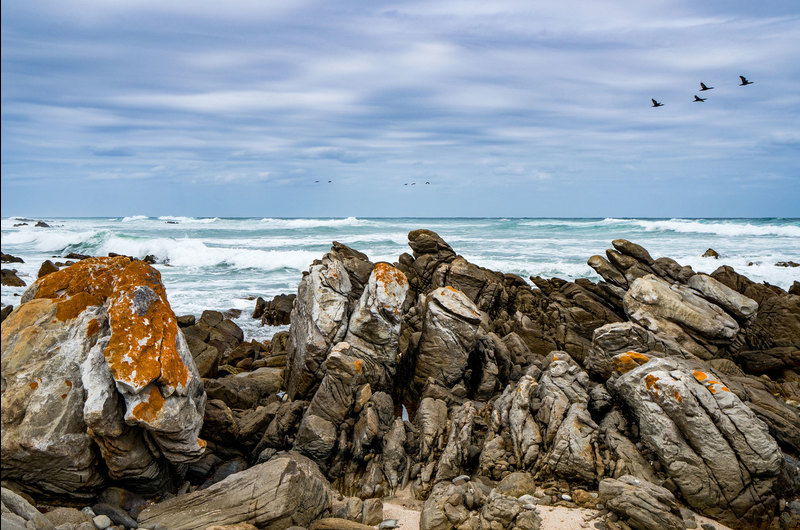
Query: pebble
[
  {"left": 378, "top": 519, "right": 400, "bottom": 529},
  {"left": 93, "top": 514, "right": 112, "bottom": 529},
  {"left": 560, "top": 494, "right": 572, "bottom": 502}
]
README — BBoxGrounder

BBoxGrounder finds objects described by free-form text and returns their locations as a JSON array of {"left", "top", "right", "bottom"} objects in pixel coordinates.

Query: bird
[
  {"left": 651, "top": 99, "right": 664, "bottom": 107},
  {"left": 411, "top": 182, "right": 416, "bottom": 186},
  {"left": 699, "top": 82, "right": 714, "bottom": 91},
  {"left": 315, "top": 180, "right": 319, "bottom": 183},
  {"left": 327, "top": 180, "right": 332, "bottom": 183},
  {"left": 693, "top": 95, "right": 706, "bottom": 102},
  {"left": 739, "top": 75, "right": 753, "bottom": 86},
  {"left": 425, "top": 181, "right": 430, "bottom": 185},
  {"left": 404, "top": 183, "right": 408, "bottom": 186}
]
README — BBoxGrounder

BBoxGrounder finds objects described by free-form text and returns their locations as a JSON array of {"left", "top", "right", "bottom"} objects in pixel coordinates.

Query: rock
[
  {"left": 285, "top": 251, "right": 352, "bottom": 400},
  {"left": 608, "top": 356, "right": 783, "bottom": 527},
  {"left": 64, "top": 252, "right": 91, "bottom": 260},
  {"left": 1, "top": 257, "right": 206, "bottom": 501},
  {"left": 1, "top": 252, "right": 24, "bottom": 263},
  {"left": 251, "top": 296, "right": 266, "bottom": 319},
  {"left": 686, "top": 274, "right": 758, "bottom": 320},
  {"left": 176, "top": 314, "right": 195, "bottom": 327},
  {"left": 702, "top": 248, "right": 719, "bottom": 259},
  {"left": 776, "top": 261, "right": 800, "bottom": 267},
  {"left": 262, "top": 294, "right": 296, "bottom": 326},
  {"left": 413, "top": 287, "right": 482, "bottom": 393},
  {"left": 92, "top": 514, "right": 112, "bottom": 529},
  {"left": 745, "top": 292, "right": 800, "bottom": 369},
  {"left": 599, "top": 475, "right": 684, "bottom": 530},
  {"left": 1, "top": 487, "right": 54, "bottom": 529},
  {"left": 95, "top": 486, "right": 147, "bottom": 519},
  {"left": 43, "top": 507, "right": 92, "bottom": 526},
  {"left": 138, "top": 452, "right": 331, "bottom": 530},
  {"left": 201, "top": 399, "right": 240, "bottom": 443},
  {"left": 588, "top": 255, "right": 628, "bottom": 289},
  {"left": 35, "top": 221, "right": 51, "bottom": 228},
  {"left": 623, "top": 275, "right": 740, "bottom": 359},
  {"left": 332, "top": 496, "right": 363, "bottom": 521},
  {"left": 311, "top": 519, "right": 374, "bottom": 530},
  {"left": 496, "top": 472, "right": 537, "bottom": 497},
  {"left": 362, "top": 498, "right": 383, "bottom": 526},
  {"left": 91, "top": 503, "right": 137, "bottom": 528},
  {"left": 1, "top": 304, "right": 13, "bottom": 322},
  {"left": 37, "top": 260, "right": 60, "bottom": 278},
  {"left": 612, "top": 239, "right": 655, "bottom": 265},
  {"left": 204, "top": 367, "right": 283, "bottom": 409},
  {"left": 1, "top": 269, "right": 26, "bottom": 287},
  {"left": 432, "top": 256, "right": 507, "bottom": 315}
]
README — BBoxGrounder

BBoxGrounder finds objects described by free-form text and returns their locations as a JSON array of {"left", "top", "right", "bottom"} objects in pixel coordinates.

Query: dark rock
[
  {"left": 177, "top": 314, "right": 196, "bottom": 327},
  {"left": 91, "top": 503, "right": 137, "bottom": 529},
  {"left": 599, "top": 475, "right": 684, "bottom": 530},
  {"left": 38, "top": 260, "right": 59, "bottom": 278},
  {"left": 702, "top": 248, "right": 719, "bottom": 259},
  {"left": 776, "top": 261, "right": 800, "bottom": 268},
  {"left": 262, "top": 293, "right": 296, "bottom": 326},
  {"left": 1, "top": 269, "right": 26, "bottom": 287},
  {"left": 1, "top": 252, "right": 24, "bottom": 263},
  {"left": 204, "top": 367, "right": 283, "bottom": 410},
  {"left": 35, "top": 221, "right": 50, "bottom": 228},
  {"left": 64, "top": 252, "right": 91, "bottom": 260},
  {"left": 252, "top": 296, "right": 266, "bottom": 319},
  {"left": 1, "top": 305, "right": 13, "bottom": 323}
]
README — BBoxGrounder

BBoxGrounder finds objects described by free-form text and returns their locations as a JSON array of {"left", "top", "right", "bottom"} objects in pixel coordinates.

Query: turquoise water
[{"left": 2, "top": 216, "right": 798, "bottom": 342}]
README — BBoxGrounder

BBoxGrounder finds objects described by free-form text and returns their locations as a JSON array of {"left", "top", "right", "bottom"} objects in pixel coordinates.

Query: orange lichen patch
[
  {"left": 693, "top": 370, "right": 708, "bottom": 382},
  {"left": 644, "top": 374, "right": 660, "bottom": 391},
  {"left": 56, "top": 291, "right": 102, "bottom": 321},
  {"left": 706, "top": 380, "right": 730, "bottom": 394},
  {"left": 30, "top": 256, "right": 190, "bottom": 393},
  {"left": 61, "top": 394, "right": 68, "bottom": 399},
  {"left": 445, "top": 286, "right": 458, "bottom": 292},
  {"left": 198, "top": 438, "right": 207, "bottom": 448},
  {"left": 65, "top": 380, "right": 72, "bottom": 388},
  {"left": 131, "top": 385, "right": 166, "bottom": 424},
  {"left": 613, "top": 351, "right": 650, "bottom": 374},
  {"left": 374, "top": 262, "right": 409, "bottom": 288},
  {"left": 29, "top": 381, "right": 38, "bottom": 390},
  {"left": 674, "top": 391, "right": 683, "bottom": 403},
  {"left": 86, "top": 318, "right": 100, "bottom": 337},
  {"left": 354, "top": 359, "right": 363, "bottom": 373}
]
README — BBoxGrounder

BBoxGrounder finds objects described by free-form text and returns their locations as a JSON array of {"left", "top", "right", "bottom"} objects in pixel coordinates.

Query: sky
[{"left": 2, "top": 0, "right": 799, "bottom": 218}]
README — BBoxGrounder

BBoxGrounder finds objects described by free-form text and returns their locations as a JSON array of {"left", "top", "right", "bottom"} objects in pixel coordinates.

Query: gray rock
[
  {"left": 138, "top": 453, "right": 331, "bottom": 530},
  {"left": 91, "top": 515, "right": 112, "bottom": 529},
  {"left": 1, "top": 487, "right": 54, "bottom": 529},
  {"left": 599, "top": 475, "right": 683, "bottom": 530},
  {"left": 362, "top": 498, "right": 383, "bottom": 526}
]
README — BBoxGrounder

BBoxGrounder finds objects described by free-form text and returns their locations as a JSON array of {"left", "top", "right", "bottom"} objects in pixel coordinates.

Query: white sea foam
[
  {"left": 158, "top": 216, "right": 220, "bottom": 224},
  {"left": 98, "top": 235, "right": 319, "bottom": 270},
  {"left": 121, "top": 215, "right": 149, "bottom": 222},
  {"left": 634, "top": 219, "right": 800, "bottom": 237},
  {"left": 259, "top": 216, "right": 365, "bottom": 228},
  {"left": 1, "top": 229, "right": 99, "bottom": 252}
]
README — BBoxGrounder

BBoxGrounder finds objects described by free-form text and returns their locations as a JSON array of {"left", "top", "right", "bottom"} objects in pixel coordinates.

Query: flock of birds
[
  {"left": 314, "top": 180, "right": 431, "bottom": 185},
  {"left": 651, "top": 75, "right": 754, "bottom": 107}
]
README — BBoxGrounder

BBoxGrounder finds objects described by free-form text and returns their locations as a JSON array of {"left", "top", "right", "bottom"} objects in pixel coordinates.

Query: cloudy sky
[{"left": 2, "top": 0, "right": 799, "bottom": 217}]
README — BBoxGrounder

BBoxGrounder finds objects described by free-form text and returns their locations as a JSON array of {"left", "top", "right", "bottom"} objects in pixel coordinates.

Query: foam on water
[{"left": 3, "top": 217, "right": 798, "bottom": 342}]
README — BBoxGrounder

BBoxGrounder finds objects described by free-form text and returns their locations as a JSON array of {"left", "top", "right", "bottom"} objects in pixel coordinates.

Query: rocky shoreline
[{"left": 2, "top": 230, "right": 798, "bottom": 530}]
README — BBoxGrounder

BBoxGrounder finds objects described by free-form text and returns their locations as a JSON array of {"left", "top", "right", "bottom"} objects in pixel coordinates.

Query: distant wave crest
[
  {"left": 121, "top": 215, "right": 149, "bottom": 222},
  {"left": 635, "top": 219, "right": 800, "bottom": 237},
  {"left": 259, "top": 217, "right": 364, "bottom": 228}
]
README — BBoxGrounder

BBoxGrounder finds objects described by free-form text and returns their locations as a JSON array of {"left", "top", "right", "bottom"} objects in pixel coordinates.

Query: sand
[{"left": 380, "top": 488, "right": 733, "bottom": 530}]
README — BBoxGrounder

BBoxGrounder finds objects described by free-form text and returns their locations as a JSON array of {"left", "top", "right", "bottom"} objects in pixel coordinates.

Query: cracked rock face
[
  {"left": 1, "top": 257, "right": 206, "bottom": 500},
  {"left": 609, "top": 355, "right": 784, "bottom": 527}
]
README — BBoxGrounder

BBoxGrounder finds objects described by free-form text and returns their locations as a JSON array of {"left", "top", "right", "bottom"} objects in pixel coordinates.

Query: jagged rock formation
[{"left": 2, "top": 234, "right": 798, "bottom": 530}]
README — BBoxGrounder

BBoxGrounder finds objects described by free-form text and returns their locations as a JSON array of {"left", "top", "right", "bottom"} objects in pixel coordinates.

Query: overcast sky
[{"left": 2, "top": 0, "right": 799, "bottom": 217}]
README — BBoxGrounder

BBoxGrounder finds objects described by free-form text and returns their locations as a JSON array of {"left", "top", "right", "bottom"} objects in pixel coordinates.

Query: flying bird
[
  {"left": 699, "top": 82, "right": 714, "bottom": 91},
  {"left": 425, "top": 181, "right": 430, "bottom": 185},
  {"left": 739, "top": 75, "right": 754, "bottom": 86},
  {"left": 651, "top": 99, "right": 664, "bottom": 107},
  {"left": 693, "top": 95, "right": 706, "bottom": 102}
]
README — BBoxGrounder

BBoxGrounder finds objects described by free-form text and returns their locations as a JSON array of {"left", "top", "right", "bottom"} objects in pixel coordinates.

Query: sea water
[{"left": 2, "top": 217, "right": 798, "bottom": 342}]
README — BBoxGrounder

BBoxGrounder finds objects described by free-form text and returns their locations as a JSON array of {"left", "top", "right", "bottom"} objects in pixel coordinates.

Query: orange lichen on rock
[
  {"left": 30, "top": 256, "right": 190, "bottom": 394},
  {"left": 693, "top": 370, "right": 708, "bottom": 382},
  {"left": 29, "top": 381, "right": 38, "bottom": 390},
  {"left": 55, "top": 291, "right": 102, "bottom": 322},
  {"left": 374, "top": 262, "right": 408, "bottom": 289},
  {"left": 354, "top": 359, "right": 363, "bottom": 373},
  {"left": 132, "top": 385, "right": 166, "bottom": 424},
  {"left": 674, "top": 391, "right": 683, "bottom": 403},
  {"left": 65, "top": 380, "right": 72, "bottom": 388},
  {"left": 86, "top": 318, "right": 100, "bottom": 337},
  {"left": 644, "top": 374, "right": 660, "bottom": 392},
  {"left": 613, "top": 351, "right": 651, "bottom": 374}
]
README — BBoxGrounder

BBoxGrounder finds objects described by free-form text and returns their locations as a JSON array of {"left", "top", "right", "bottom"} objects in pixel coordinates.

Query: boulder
[
  {"left": 204, "top": 367, "right": 284, "bottom": 410},
  {"left": 37, "top": 260, "right": 59, "bottom": 278},
  {"left": 703, "top": 248, "right": 720, "bottom": 259},
  {"left": 285, "top": 252, "right": 352, "bottom": 400},
  {"left": 413, "top": 287, "right": 482, "bottom": 393},
  {"left": 138, "top": 452, "right": 332, "bottom": 530},
  {"left": 1, "top": 257, "right": 205, "bottom": 500},
  {"left": 609, "top": 355, "right": 784, "bottom": 527},
  {"left": 599, "top": 475, "right": 684, "bottom": 530},
  {"left": 262, "top": 294, "right": 296, "bottom": 326},
  {"left": 1, "top": 269, "right": 26, "bottom": 287},
  {"left": 1, "top": 252, "right": 24, "bottom": 263}
]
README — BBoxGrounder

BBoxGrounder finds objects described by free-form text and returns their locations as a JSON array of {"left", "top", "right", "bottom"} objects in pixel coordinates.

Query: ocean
[{"left": 2, "top": 217, "right": 798, "bottom": 342}]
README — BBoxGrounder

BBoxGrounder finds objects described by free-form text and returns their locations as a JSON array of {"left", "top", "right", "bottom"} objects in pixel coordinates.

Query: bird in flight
[
  {"left": 425, "top": 181, "right": 430, "bottom": 185},
  {"left": 699, "top": 82, "right": 714, "bottom": 91},
  {"left": 693, "top": 95, "right": 706, "bottom": 102},
  {"left": 739, "top": 75, "right": 754, "bottom": 86},
  {"left": 651, "top": 99, "right": 664, "bottom": 107}
]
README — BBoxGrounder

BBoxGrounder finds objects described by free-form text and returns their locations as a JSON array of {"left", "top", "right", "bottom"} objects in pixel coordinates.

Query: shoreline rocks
[{"left": 2, "top": 233, "right": 798, "bottom": 530}]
